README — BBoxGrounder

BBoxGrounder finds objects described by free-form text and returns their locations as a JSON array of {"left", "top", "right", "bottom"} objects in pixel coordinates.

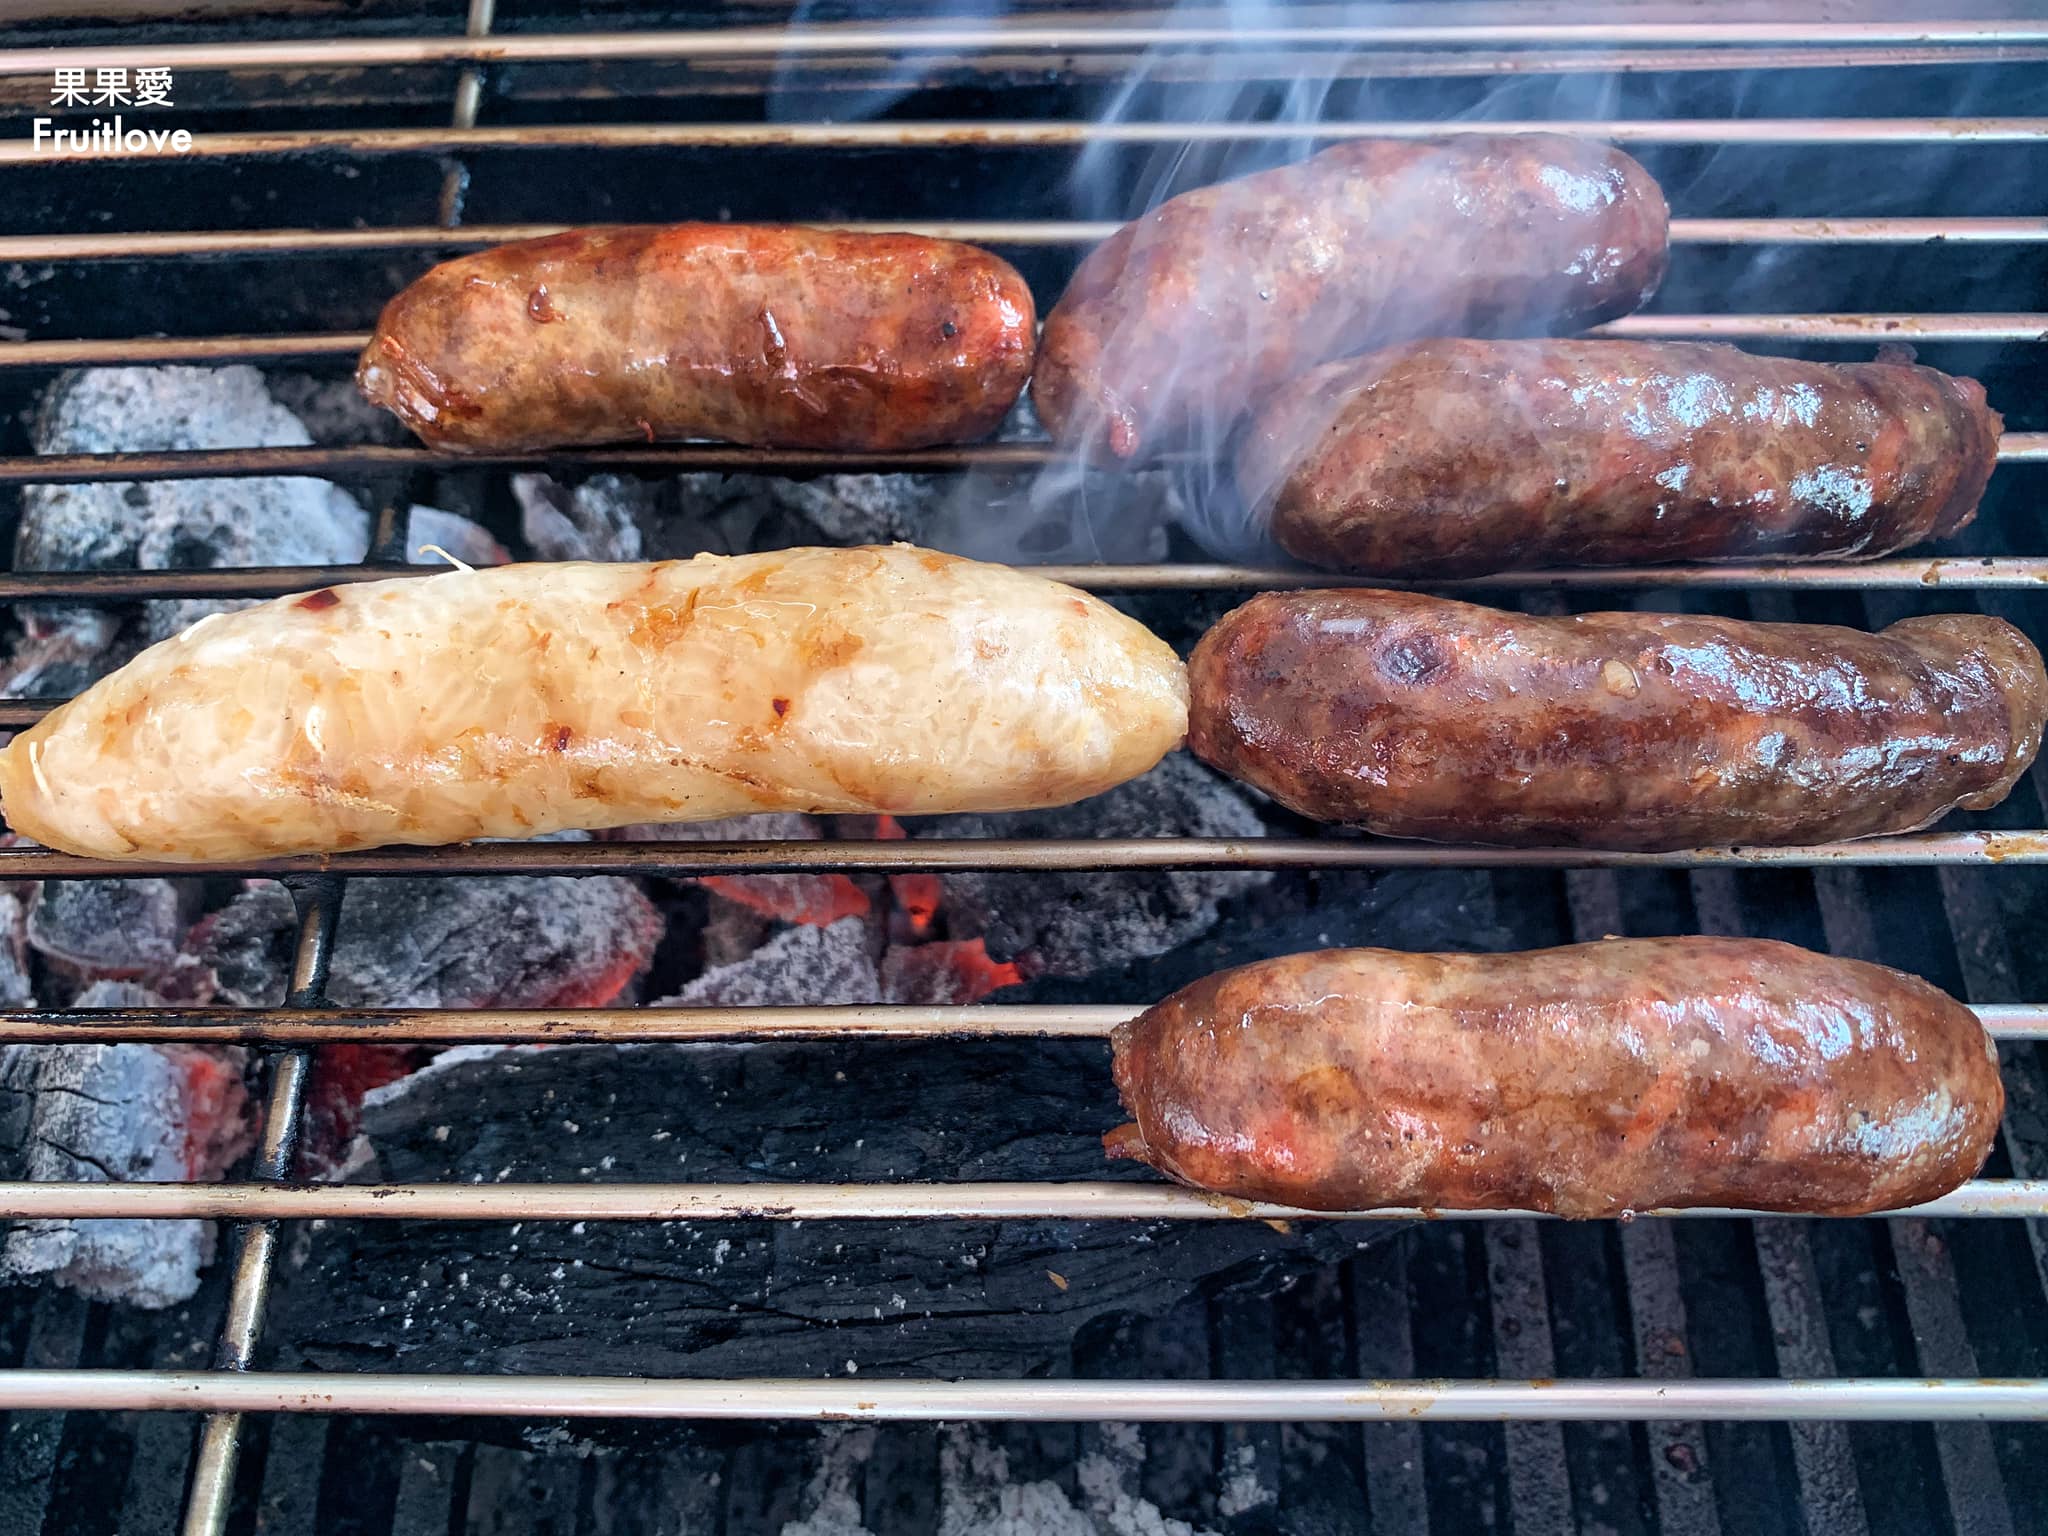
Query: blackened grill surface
[{"left": 3, "top": 12, "right": 2048, "bottom": 1536}]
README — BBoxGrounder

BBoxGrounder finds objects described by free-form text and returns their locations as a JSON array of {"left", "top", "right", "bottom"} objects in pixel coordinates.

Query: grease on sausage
[
  {"left": 357, "top": 225, "right": 1037, "bottom": 453},
  {"left": 1242, "top": 339, "right": 2002, "bottom": 577},
  {"left": 1108, "top": 938, "right": 2002, "bottom": 1216},
  {"left": 1187, "top": 590, "right": 2047, "bottom": 850}
]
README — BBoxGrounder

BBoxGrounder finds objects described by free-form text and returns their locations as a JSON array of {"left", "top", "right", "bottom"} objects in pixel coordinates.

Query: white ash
[
  {"left": 0, "top": 982, "right": 253, "bottom": 1309},
  {"left": 512, "top": 473, "right": 647, "bottom": 563},
  {"left": 935, "top": 1423, "right": 1217, "bottom": 1536},
  {"left": 778, "top": 1427, "right": 880, "bottom": 1536},
  {"left": 914, "top": 754, "right": 1271, "bottom": 976},
  {"left": 9, "top": 365, "right": 370, "bottom": 691},
  {"left": 661, "top": 917, "right": 882, "bottom": 1008}
]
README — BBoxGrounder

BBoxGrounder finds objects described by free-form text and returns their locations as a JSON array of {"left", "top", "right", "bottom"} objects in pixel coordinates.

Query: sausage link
[
  {"left": 1187, "top": 590, "right": 2047, "bottom": 850},
  {"left": 1108, "top": 938, "right": 2002, "bottom": 1216},
  {"left": 1032, "top": 135, "right": 1668, "bottom": 464},
  {"left": 1242, "top": 340, "right": 2002, "bottom": 577},
  {"left": 356, "top": 225, "right": 1037, "bottom": 453},
  {"left": 0, "top": 547, "right": 1189, "bottom": 862}
]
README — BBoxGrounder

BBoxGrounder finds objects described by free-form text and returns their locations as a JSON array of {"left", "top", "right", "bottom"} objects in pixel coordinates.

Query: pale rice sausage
[{"left": 0, "top": 546, "right": 1190, "bottom": 862}]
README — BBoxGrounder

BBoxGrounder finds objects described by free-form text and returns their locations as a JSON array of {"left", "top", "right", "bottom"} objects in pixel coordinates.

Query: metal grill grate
[{"left": 1, "top": 7, "right": 2047, "bottom": 1534}]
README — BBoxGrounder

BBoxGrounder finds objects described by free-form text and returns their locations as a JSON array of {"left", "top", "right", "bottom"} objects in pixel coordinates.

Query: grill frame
[{"left": 3, "top": 10, "right": 2048, "bottom": 1534}]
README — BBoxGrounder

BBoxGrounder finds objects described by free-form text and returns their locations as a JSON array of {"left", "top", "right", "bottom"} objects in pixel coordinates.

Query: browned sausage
[
  {"left": 1241, "top": 340, "right": 2002, "bottom": 577},
  {"left": 1032, "top": 135, "right": 1668, "bottom": 465},
  {"left": 356, "top": 225, "right": 1037, "bottom": 453},
  {"left": 1187, "top": 590, "right": 2047, "bottom": 850},
  {"left": 1107, "top": 938, "right": 2002, "bottom": 1216}
]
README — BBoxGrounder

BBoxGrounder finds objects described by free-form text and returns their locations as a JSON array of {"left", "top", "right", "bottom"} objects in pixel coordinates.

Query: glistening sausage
[
  {"left": 1187, "top": 590, "right": 2047, "bottom": 850},
  {"left": 0, "top": 546, "right": 1189, "bottom": 862},
  {"left": 1031, "top": 134, "right": 1668, "bottom": 465},
  {"left": 1241, "top": 340, "right": 2003, "bottom": 577},
  {"left": 356, "top": 225, "right": 1037, "bottom": 453},
  {"left": 1107, "top": 938, "right": 2003, "bottom": 1216}
]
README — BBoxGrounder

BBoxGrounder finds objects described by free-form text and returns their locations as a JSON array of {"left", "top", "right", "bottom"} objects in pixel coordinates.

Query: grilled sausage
[
  {"left": 1107, "top": 938, "right": 2002, "bottom": 1216},
  {"left": 1187, "top": 590, "right": 2047, "bottom": 850},
  {"left": 1032, "top": 134, "right": 1668, "bottom": 465},
  {"left": 1242, "top": 340, "right": 2003, "bottom": 577},
  {"left": 0, "top": 546, "right": 1189, "bottom": 862},
  {"left": 356, "top": 225, "right": 1037, "bottom": 453}
]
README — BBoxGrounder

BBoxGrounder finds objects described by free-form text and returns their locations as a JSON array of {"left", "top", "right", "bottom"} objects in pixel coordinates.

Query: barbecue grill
[{"left": 2, "top": 3, "right": 2047, "bottom": 1532}]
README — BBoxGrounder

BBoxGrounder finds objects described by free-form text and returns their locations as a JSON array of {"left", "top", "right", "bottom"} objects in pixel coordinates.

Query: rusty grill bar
[{"left": 1, "top": 17, "right": 2046, "bottom": 1536}]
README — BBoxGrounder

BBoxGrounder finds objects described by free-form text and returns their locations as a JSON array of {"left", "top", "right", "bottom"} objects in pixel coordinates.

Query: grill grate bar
[
  {"left": 0, "top": 19, "right": 2042, "bottom": 75},
  {"left": 1, "top": 1370, "right": 2045, "bottom": 1422},
  {"left": 0, "top": 1178, "right": 2039, "bottom": 1223},
  {"left": 4, "top": 216, "right": 2045, "bottom": 262},
  {"left": 6, "top": 118, "right": 2045, "bottom": 166},
  {"left": 0, "top": 1001, "right": 2040, "bottom": 1046},
  {"left": 0, "top": 436, "right": 2038, "bottom": 489},
  {"left": 3, "top": 831, "right": 2047, "bottom": 881},
  {"left": 180, "top": 880, "right": 343, "bottom": 1536}
]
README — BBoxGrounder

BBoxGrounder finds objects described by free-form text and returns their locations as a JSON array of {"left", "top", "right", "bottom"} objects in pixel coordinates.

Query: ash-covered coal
[
  {"left": 605, "top": 812, "right": 874, "bottom": 933},
  {"left": 509, "top": 459, "right": 1179, "bottom": 566},
  {"left": 0, "top": 981, "right": 253, "bottom": 1309},
  {"left": 910, "top": 754, "right": 1271, "bottom": 978},
  {"left": 407, "top": 505, "right": 511, "bottom": 569},
  {"left": 26, "top": 877, "right": 202, "bottom": 986},
  {"left": 195, "top": 875, "right": 661, "bottom": 1010},
  {"left": 10, "top": 366, "right": 371, "bottom": 684},
  {"left": 664, "top": 916, "right": 882, "bottom": 1007}
]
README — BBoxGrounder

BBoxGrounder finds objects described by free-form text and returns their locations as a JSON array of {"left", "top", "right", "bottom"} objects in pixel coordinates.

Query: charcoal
[
  {"left": 661, "top": 916, "right": 881, "bottom": 1006},
  {"left": 512, "top": 473, "right": 648, "bottom": 563},
  {"left": 608, "top": 813, "right": 874, "bottom": 930},
  {"left": 270, "top": 1032, "right": 1370, "bottom": 1399},
  {"left": 0, "top": 892, "right": 31, "bottom": 1008},
  {"left": 26, "top": 878, "right": 201, "bottom": 984},
  {"left": 912, "top": 754, "right": 1271, "bottom": 976},
  {"left": 265, "top": 370, "right": 411, "bottom": 445},
  {"left": 0, "top": 982, "right": 253, "bottom": 1309},
  {"left": 194, "top": 875, "right": 662, "bottom": 1010},
  {"left": 879, "top": 938, "right": 1023, "bottom": 1004},
  {"left": 10, "top": 365, "right": 371, "bottom": 690}
]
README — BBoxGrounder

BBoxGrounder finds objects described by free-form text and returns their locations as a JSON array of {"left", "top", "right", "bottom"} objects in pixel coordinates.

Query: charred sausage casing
[
  {"left": 0, "top": 546, "right": 1189, "bottom": 862},
  {"left": 1242, "top": 340, "right": 2003, "bottom": 577},
  {"left": 356, "top": 225, "right": 1037, "bottom": 453},
  {"left": 1032, "top": 135, "right": 1669, "bottom": 465},
  {"left": 1108, "top": 938, "right": 2002, "bottom": 1216},
  {"left": 1187, "top": 590, "right": 2047, "bottom": 851}
]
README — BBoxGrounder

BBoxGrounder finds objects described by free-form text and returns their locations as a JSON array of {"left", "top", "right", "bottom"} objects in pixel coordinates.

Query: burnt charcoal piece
[
  {"left": 269, "top": 1036, "right": 1372, "bottom": 1405},
  {"left": 26, "top": 879, "right": 201, "bottom": 985},
  {"left": 512, "top": 473, "right": 648, "bottom": 563},
  {"left": 194, "top": 875, "right": 662, "bottom": 1010},
  {"left": 0, "top": 982, "right": 253, "bottom": 1309},
  {"left": 912, "top": 754, "right": 1272, "bottom": 976}
]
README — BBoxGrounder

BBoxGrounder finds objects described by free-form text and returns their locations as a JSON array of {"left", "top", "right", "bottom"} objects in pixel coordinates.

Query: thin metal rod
[
  {"left": 0, "top": 21, "right": 2041, "bottom": 75},
  {"left": 5, "top": 216, "right": 2047, "bottom": 263},
  {"left": 5, "top": 553, "right": 2048, "bottom": 618},
  {"left": 0, "top": 1001, "right": 2039, "bottom": 1047},
  {"left": 7, "top": 119, "right": 2045, "bottom": 166},
  {"left": 2, "top": 1369, "right": 2045, "bottom": 1422},
  {"left": 1591, "top": 313, "right": 2048, "bottom": 341},
  {"left": 0, "top": 1179, "right": 2036, "bottom": 1223},
  {"left": 5, "top": 831, "right": 2048, "bottom": 881},
  {"left": 181, "top": 879, "right": 342, "bottom": 1536},
  {"left": 0, "top": 433, "right": 2038, "bottom": 489}
]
